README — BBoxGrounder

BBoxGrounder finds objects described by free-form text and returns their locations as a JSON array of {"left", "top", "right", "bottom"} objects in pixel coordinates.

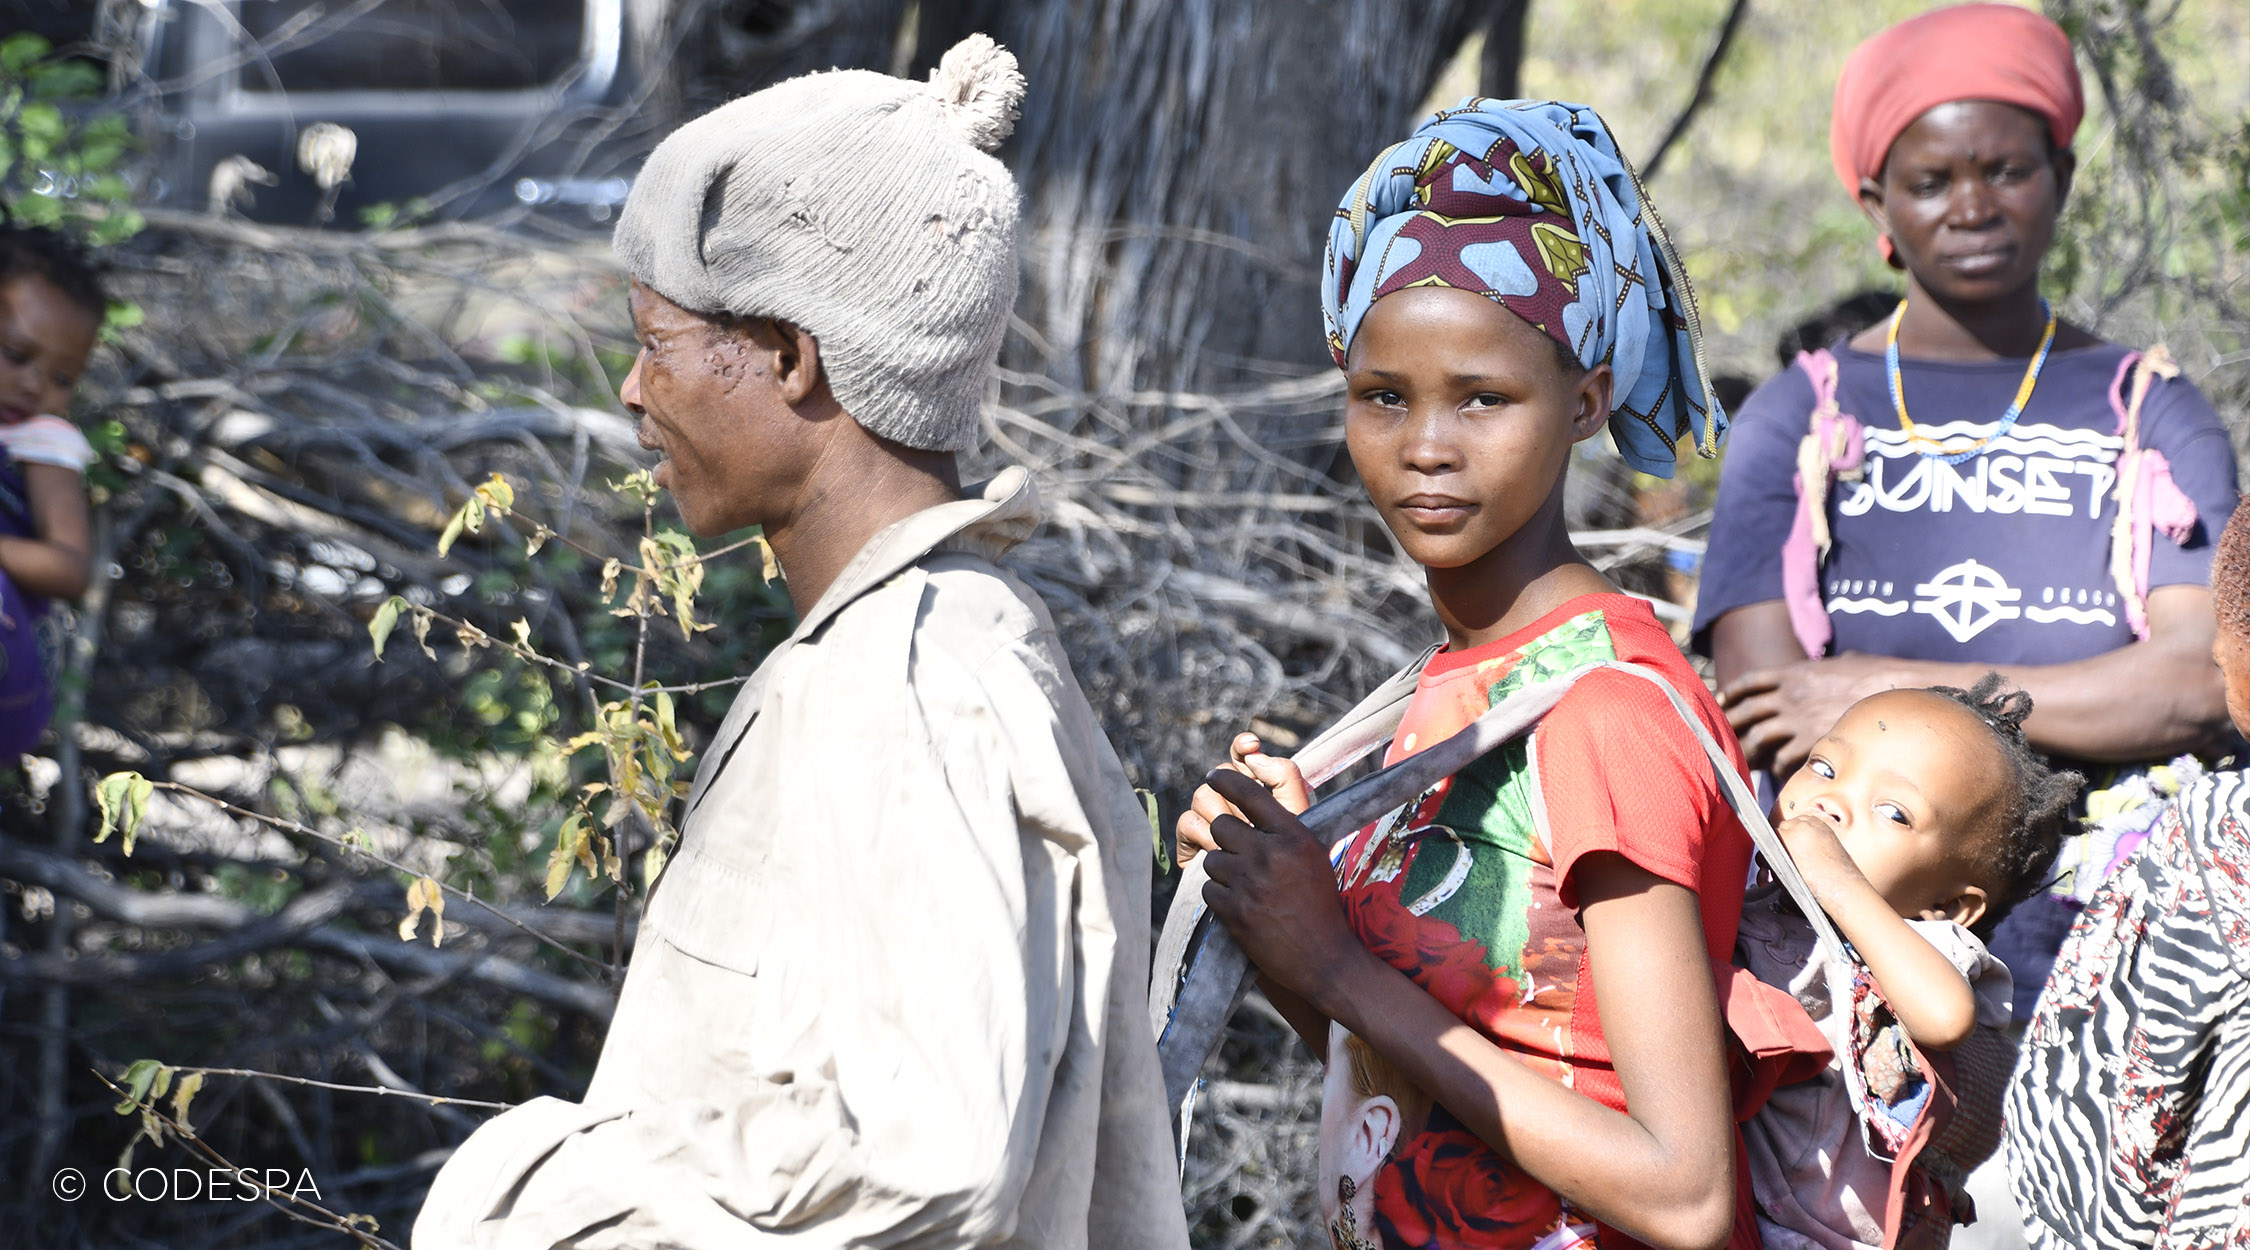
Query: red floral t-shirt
[{"left": 1319, "top": 595, "right": 1755, "bottom": 1250}]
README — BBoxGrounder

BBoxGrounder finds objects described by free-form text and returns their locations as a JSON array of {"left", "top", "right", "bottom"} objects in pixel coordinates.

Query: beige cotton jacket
[{"left": 414, "top": 468, "right": 1189, "bottom": 1250}]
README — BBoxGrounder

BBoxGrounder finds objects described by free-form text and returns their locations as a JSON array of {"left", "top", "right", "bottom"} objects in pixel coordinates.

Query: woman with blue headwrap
[
  {"left": 1176, "top": 100, "right": 1758, "bottom": 1250},
  {"left": 1324, "top": 98, "right": 1724, "bottom": 479}
]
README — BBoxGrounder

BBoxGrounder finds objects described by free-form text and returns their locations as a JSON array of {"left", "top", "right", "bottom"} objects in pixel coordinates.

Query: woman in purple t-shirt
[{"left": 1694, "top": 6, "right": 2235, "bottom": 1024}]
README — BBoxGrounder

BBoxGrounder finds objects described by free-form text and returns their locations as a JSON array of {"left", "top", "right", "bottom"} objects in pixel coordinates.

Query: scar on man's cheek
[{"left": 1877, "top": 721, "right": 1887, "bottom": 731}]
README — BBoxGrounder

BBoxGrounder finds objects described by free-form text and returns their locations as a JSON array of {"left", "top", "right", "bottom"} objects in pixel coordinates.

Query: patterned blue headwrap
[{"left": 1322, "top": 98, "right": 1727, "bottom": 478}]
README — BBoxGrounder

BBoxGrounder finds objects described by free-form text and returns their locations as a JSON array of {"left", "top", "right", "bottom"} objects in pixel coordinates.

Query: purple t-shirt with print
[{"left": 1692, "top": 338, "right": 2238, "bottom": 1016}]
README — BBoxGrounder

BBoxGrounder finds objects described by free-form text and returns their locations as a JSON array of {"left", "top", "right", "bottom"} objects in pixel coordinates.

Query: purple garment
[
  {"left": 1696, "top": 340, "right": 2235, "bottom": 662},
  {"left": 1693, "top": 339, "right": 2239, "bottom": 1017},
  {"left": 0, "top": 451, "right": 58, "bottom": 756}
]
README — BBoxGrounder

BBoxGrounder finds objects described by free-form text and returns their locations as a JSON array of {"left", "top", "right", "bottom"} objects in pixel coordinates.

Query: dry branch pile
[{"left": 0, "top": 202, "right": 706, "bottom": 1246}]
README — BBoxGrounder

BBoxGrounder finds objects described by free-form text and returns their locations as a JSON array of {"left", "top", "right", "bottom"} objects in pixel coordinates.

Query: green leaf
[
  {"left": 12, "top": 190, "right": 60, "bottom": 227},
  {"left": 110, "top": 1140, "right": 137, "bottom": 1194},
  {"left": 397, "top": 876, "right": 445, "bottom": 945},
  {"left": 652, "top": 690, "right": 686, "bottom": 760},
  {"left": 77, "top": 141, "right": 124, "bottom": 178},
  {"left": 475, "top": 473, "right": 514, "bottom": 512},
  {"left": 437, "top": 505, "right": 469, "bottom": 557},
  {"left": 89, "top": 209, "right": 144, "bottom": 248},
  {"left": 18, "top": 101, "right": 64, "bottom": 147},
  {"left": 94, "top": 773, "right": 128, "bottom": 843},
  {"left": 26, "top": 59, "right": 100, "bottom": 100},
  {"left": 170, "top": 1071, "right": 204, "bottom": 1133},
  {"left": 94, "top": 771, "right": 153, "bottom": 855},
  {"left": 545, "top": 811, "right": 586, "bottom": 900},
  {"left": 0, "top": 33, "right": 52, "bottom": 73},
  {"left": 1140, "top": 789, "right": 1169, "bottom": 873},
  {"left": 609, "top": 469, "right": 660, "bottom": 508},
  {"left": 81, "top": 113, "right": 129, "bottom": 146},
  {"left": 115, "top": 1059, "right": 162, "bottom": 1114},
  {"left": 128, "top": 777, "right": 151, "bottom": 850},
  {"left": 368, "top": 595, "right": 405, "bottom": 660}
]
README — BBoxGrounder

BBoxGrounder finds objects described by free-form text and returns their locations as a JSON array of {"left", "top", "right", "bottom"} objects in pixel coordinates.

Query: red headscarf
[{"left": 1830, "top": 4, "right": 2084, "bottom": 199}]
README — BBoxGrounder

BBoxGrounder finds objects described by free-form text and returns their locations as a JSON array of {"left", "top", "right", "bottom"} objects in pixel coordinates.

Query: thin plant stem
[
  {"left": 138, "top": 781, "right": 610, "bottom": 974},
  {"left": 165, "top": 1066, "right": 512, "bottom": 1111},
  {"left": 98, "top": 1071, "right": 404, "bottom": 1250}
]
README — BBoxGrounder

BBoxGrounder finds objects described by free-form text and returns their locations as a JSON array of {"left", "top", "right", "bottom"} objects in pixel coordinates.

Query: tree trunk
[
  {"left": 918, "top": 0, "right": 1498, "bottom": 394},
  {"left": 893, "top": 0, "right": 1514, "bottom": 789}
]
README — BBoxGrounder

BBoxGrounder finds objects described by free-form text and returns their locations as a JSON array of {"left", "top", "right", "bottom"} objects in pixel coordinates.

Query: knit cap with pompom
[{"left": 612, "top": 35, "right": 1025, "bottom": 452}]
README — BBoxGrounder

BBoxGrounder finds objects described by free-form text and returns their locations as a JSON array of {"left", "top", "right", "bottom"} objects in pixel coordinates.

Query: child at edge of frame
[
  {"left": 1740, "top": 675, "right": 2082, "bottom": 1250},
  {"left": 0, "top": 221, "right": 103, "bottom": 759},
  {"left": 2002, "top": 490, "right": 2250, "bottom": 1249},
  {"left": 1175, "top": 98, "right": 1758, "bottom": 1250}
]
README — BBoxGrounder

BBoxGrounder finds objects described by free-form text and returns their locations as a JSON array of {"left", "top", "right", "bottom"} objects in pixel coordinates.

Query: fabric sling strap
[{"left": 1149, "top": 657, "right": 1845, "bottom": 1160}]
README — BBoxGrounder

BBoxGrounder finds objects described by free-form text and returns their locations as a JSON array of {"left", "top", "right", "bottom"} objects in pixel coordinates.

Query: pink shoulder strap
[
  {"left": 1801, "top": 346, "right": 1841, "bottom": 413},
  {"left": 1780, "top": 350, "right": 1864, "bottom": 658},
  {"left": 2106, "top": 347, "right": 2193, "bottom": 639}
]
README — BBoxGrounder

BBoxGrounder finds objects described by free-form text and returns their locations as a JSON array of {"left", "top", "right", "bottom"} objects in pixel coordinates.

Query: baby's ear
[{"left": 1923, "top": 883, "right": 1988, "bottom": 929}]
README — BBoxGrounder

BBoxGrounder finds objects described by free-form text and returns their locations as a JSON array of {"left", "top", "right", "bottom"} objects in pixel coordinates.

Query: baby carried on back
[
  {"left": 1734, "top": 678, "right": 2080, "bottom": 1250},
  {"left": 1156, "top": 665, "right": 2078, "bottom": 1250}
]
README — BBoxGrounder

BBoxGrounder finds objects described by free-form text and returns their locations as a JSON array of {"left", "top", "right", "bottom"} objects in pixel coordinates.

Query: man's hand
[
  {"left": 1174, "top": 732, "right": 1311, "bottom": 864},
  {"left": 1720, "top": 654, "right": 1899, "bottom": 777},
  {"left": 1197, "top": 769, "right": 1363, "bottom": 1008}
]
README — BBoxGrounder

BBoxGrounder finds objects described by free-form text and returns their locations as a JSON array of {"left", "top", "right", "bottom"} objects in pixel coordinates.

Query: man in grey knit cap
[{"left": 414, "top": 36, "right": 1188, "bottom": 1250}]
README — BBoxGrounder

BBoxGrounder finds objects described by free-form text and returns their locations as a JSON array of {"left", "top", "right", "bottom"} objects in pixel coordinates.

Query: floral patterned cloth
[
  {"left": 2006, "top": 769, "right": 2250, "bottom": 1248},
  {"left": 1322, "top": 595, "right": 1756, "bottom": 1250}
]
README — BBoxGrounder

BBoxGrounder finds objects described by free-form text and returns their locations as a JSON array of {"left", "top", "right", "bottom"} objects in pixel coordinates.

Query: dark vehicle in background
[
  {"left": 4, "top": 0, "right": 903, "bottom": 231},
  {"left": 136, "top": 0, "right": 678, "bottom": 225},
  {"left": 6, "top": 0, "right": 679, "bottom": 227}
]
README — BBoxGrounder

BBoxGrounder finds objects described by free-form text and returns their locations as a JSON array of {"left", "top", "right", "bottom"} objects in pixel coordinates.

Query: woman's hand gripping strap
[
  {"left": 1147, "top": 645, "right": 1434, "bottom": 1164},
  {"left": 1149, "top": 658, "right": 1846, "bottom": 1168}
]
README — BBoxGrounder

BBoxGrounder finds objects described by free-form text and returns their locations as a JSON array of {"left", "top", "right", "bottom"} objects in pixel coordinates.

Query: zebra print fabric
[{"left": 2003, "top": 770, "right": 2250, "bottom": 1248}]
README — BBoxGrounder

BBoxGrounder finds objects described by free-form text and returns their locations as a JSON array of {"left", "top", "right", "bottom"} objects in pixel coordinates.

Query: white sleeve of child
[
  {"left": 0, "top": 416, "right": 95, "bottom": 472},
  {"left": 1907, "top": 917, "right": 2015, "bottom": 1029}
]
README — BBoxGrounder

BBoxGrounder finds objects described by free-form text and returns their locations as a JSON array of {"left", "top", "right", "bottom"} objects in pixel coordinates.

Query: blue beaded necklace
[{"left": 1884, "top": 297, "right": 2057, "bottom": 465}]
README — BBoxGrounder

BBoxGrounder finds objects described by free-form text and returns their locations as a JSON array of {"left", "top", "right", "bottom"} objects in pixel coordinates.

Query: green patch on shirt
[{"left": 1414, "top": 609, "right": 1617, "bottom": 981}]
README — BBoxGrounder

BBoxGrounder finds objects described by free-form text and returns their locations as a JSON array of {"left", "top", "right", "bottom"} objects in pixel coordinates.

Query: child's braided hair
[
  {"left": 0, "top": 217, "right": 108, "bottom": 321},
  {"left": 1928, "top": 672, "right": 2084, "bottom": 939}
]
